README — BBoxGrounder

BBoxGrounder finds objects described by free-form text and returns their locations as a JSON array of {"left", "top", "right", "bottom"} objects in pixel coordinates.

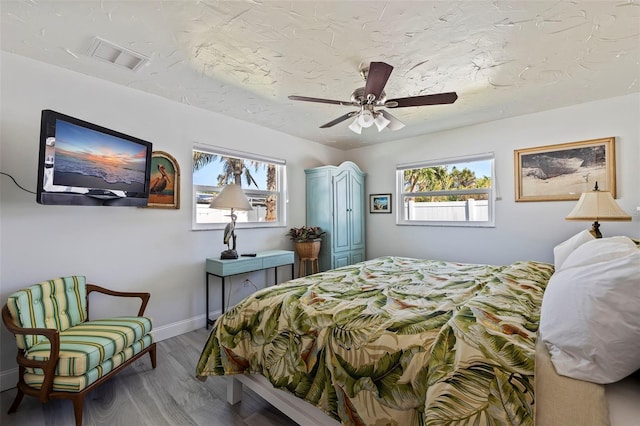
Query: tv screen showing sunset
[{"left": 52, "top": 119, "right": 148, "bottom": 192}]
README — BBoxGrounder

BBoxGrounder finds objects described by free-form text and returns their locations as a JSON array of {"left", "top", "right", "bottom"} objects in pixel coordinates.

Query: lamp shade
[
  {"left": 209, "top": 184, "right": 253, "bottom": 211},
  {"left": 380, "top": 110, "right": 405, "bottom": 131},
  {"left": 373, "top": 112, "right": 391, "bottom": 132},
  {"left": 348, "top": 118, "right": 363, "bottom": 134},
  {"left": 565, "top": 190, "right": 631, "bottom": 222},
  {"left": 358, "top": 110, "right": 375, "bottom": 128}
]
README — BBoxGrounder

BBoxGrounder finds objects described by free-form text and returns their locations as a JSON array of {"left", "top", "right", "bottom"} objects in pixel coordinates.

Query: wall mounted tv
[{"left": 37, "top": 110, "right": 153, "bottom": 206}]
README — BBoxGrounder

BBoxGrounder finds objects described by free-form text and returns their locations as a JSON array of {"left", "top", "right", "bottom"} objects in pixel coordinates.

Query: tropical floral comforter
[{"left": 196, "top": 256, "right": 554, "bottom": 425}]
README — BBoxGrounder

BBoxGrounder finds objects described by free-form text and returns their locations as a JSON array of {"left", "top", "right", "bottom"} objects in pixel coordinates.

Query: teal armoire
[{"left": 305, "top": 161, "right": 366, "bottom": 272}]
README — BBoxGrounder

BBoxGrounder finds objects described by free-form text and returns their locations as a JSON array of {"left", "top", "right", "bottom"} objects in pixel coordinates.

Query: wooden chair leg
[
  {"left": 71, "top": 394, "right": 84, "bottom": 426},
  {"left": 7, "top": 387, "right": 25, "bottom": 413},
  {"left": 149, "top": 343, "right": 157, "bottom": 368}
]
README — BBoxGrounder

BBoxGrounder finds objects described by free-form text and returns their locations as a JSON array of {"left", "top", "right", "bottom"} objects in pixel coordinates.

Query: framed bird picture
[{"left": 146, "top": 151, "right": 180, "bottom": 209}]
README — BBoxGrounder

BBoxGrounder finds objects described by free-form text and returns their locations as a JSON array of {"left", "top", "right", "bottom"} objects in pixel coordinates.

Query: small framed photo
[
  {"left": 370, "top": 193, "right": 392, "bottom": 214},
  {"left": 147, "top": 151, "right": 180, "bottom": 209},
  {"left": 514, "top": 137, "right": 615, "bottom": 202}
]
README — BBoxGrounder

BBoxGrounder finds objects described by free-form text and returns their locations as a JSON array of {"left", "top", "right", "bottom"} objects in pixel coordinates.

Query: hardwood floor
[{"left": 0, "top": 328, "right": 297, "bottom": 426}]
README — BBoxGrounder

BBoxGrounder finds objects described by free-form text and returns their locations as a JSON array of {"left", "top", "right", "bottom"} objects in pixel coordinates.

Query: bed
[{"left": 196, "top": 254, "right": 609, "bottom": 425}]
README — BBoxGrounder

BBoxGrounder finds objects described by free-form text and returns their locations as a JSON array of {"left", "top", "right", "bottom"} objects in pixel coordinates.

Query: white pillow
[
  {"left": 553, "top": 230, "right": 594, "bottom": 270},
  {"left": 540, "top": 236, "right": 640, "bottom": 384},
  {"left": 561, "top": 236, "right": 638, "bottom": 269}
]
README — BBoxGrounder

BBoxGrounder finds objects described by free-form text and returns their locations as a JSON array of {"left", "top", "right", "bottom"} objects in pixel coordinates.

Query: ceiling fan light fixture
[
  {"left": 358, "top": 110, "right": 375, "bottom": 128},
  {"left": 373, "top": 112, "right": 391, "bottom": 132},
  {"left": 381, "top": 110, "right": 406, "bottom": 131},
  {"left": 348, "top": 117, "right": 362, "bottom": 134}
]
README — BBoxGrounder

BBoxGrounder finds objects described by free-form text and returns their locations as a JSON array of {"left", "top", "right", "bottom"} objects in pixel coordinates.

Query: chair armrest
[
  {"left": 86, "top": 284, "right": 150, "bottom": 317},
  {"left": 2, "top": 304, "right": 60, "bottom": 396}
]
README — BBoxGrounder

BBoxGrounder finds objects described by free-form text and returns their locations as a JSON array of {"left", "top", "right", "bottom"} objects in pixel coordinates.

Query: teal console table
[{"left": 205, "top": 250, "right": 294, "bottom": 328}]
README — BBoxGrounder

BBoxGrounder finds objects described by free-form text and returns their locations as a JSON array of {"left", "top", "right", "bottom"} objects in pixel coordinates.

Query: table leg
[
  {"left": 206, "top": 272, "right": 210, "bottom": 329},
  {"left": 222, "top": 276, "right": 226, "bottom": 313}
]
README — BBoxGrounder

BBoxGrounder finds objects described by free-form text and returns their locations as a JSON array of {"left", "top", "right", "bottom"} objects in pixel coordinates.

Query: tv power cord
[{"left": 0, "top": 171, "right": 36, "bottom": 194}]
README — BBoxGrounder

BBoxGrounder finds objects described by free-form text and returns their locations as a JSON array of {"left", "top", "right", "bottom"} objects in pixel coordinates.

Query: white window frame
[
  {"left": 192, "top": 144, "right": 287, "bottom": 231},
  {"left": 396, "top": 152, "right": 495, "bottom": 227}
]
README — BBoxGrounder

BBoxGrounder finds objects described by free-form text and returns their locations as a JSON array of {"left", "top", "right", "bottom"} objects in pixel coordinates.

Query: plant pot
[{"left": 294, "top": 239, "right": 321, "bottom": 259}]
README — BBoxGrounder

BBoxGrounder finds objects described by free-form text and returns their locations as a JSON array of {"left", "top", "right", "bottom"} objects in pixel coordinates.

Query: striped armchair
[{"left": 2, "top": 276, "right": 156, "bottom": 426}]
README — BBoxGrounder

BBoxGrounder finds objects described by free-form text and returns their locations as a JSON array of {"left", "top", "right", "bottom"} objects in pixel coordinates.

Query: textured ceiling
[{"left": 2, "top": 0, "right": 639, "bottom": 150}]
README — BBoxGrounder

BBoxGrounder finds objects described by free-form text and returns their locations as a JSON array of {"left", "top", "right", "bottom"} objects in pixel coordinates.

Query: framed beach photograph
[
  {"left": 370, "top": 193, "right": 392, "bottom": 213},
  {"left": 514, "top": 137, "right": 615, "bottom": 202},
  {"left": 147, "top": 151, "right": 180, "bottom": 209}
]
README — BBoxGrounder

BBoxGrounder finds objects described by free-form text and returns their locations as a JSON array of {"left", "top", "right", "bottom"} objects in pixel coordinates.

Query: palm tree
[
  {"left": 476, "top": 176, "right": 492, "bottom": 188},
  {"left": 404, "top": 168, "right": 429, "bottom": 193},
  {"left": 193, "top": 153, "right": 258, "bottom": 186},
  {"left": 450, "top": 167, "right": 476, "bottom": 189},
  {"left": 265, "top": 164, "right": 276, "bottom": 222},
  {"left": 430, "top": 166, "right": 452, "bottom": 191},
  {"left": 404, "top": 166, "right": 450, "bottom": 202},
  {"left": 193, "top": 151, "right": 277, "bottom": 222}
]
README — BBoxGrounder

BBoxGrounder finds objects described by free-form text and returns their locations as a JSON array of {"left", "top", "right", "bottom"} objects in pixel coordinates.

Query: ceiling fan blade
[
  {"left": 363, "top": 62, "right": 394, "bottom": 103},
  {"left": 385, "top": 92, "right": 458, "bottom": 108},
  {"left": 319, "top": 111, "right": 359, "bottom": 128},
  {"left": 289, "top": 95, "right": 353, "bottom": 106},
  {"left": 380, "top": 110, "right": 405, "bottom": 131}
]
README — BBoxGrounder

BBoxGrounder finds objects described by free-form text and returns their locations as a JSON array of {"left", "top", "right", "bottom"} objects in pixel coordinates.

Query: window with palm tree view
[
  {"left": 192, "top": 146, "right": 286, "bottom": 229},
  {"left": 396, "top": 154, "right": 494, "bottom": 226}
]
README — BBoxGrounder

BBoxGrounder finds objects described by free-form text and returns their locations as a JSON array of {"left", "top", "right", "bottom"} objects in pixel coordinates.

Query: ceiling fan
[{"left": 288, "top": 61, "right": 458, "bottom": 134}]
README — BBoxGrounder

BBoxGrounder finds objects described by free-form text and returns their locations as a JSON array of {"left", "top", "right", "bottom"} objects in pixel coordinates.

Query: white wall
[
  {"left": 347, "top": 93, "right": 640, "bottom": 265},
  {"left": 0, "top": 52, "right": 343, "bottom": 389}
]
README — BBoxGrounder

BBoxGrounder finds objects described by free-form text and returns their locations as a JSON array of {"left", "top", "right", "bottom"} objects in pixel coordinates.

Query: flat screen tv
[{"left": 37, "top": 110, "right": 153, "bottom": 206}]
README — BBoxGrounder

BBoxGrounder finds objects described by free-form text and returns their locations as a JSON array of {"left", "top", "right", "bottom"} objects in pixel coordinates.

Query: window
[
  {"left": 192, "top": 145, "right": 287, "bottom": 230},
  {"left": 396, "top": 153, "right": 495, "bottom": 227}
]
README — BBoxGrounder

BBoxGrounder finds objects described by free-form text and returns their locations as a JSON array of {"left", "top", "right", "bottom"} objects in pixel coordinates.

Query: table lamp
[
  {"left": 565, "top": 182, "right": 631, "bottom": 238},
  {"left": 209, "top": 184, "right": 253, "bottom": 259}
]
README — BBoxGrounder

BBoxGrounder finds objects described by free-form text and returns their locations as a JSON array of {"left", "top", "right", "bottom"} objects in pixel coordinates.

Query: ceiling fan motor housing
[{"left": 351, "top": 87, "right": 387, "bottom": 105}]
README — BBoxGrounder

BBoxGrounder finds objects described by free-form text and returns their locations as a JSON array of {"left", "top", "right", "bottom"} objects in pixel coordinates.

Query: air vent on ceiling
[{"left": 87, "top": 37, "right": 149, "bottom": 72}]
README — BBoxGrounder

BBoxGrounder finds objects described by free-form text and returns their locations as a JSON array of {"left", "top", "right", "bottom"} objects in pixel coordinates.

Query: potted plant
[{"left": 286, "top": 226, "right": 325, "bottom": 259}]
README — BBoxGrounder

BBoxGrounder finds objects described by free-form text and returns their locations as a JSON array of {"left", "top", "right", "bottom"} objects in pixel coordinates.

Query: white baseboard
[
  {"left": 0, "top": 311, "right": 220, "bottom": 392},
  {"left": 0, "top": 367, "right": 18, "bottom": 393},
  {"left": 151, "top": 313, "right": 213, "bottom": 342}
]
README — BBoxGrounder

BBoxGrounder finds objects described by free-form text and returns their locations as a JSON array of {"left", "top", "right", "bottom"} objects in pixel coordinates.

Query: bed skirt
[{"left": 534, "top": 338, "right": 609, "bottom": 425}]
